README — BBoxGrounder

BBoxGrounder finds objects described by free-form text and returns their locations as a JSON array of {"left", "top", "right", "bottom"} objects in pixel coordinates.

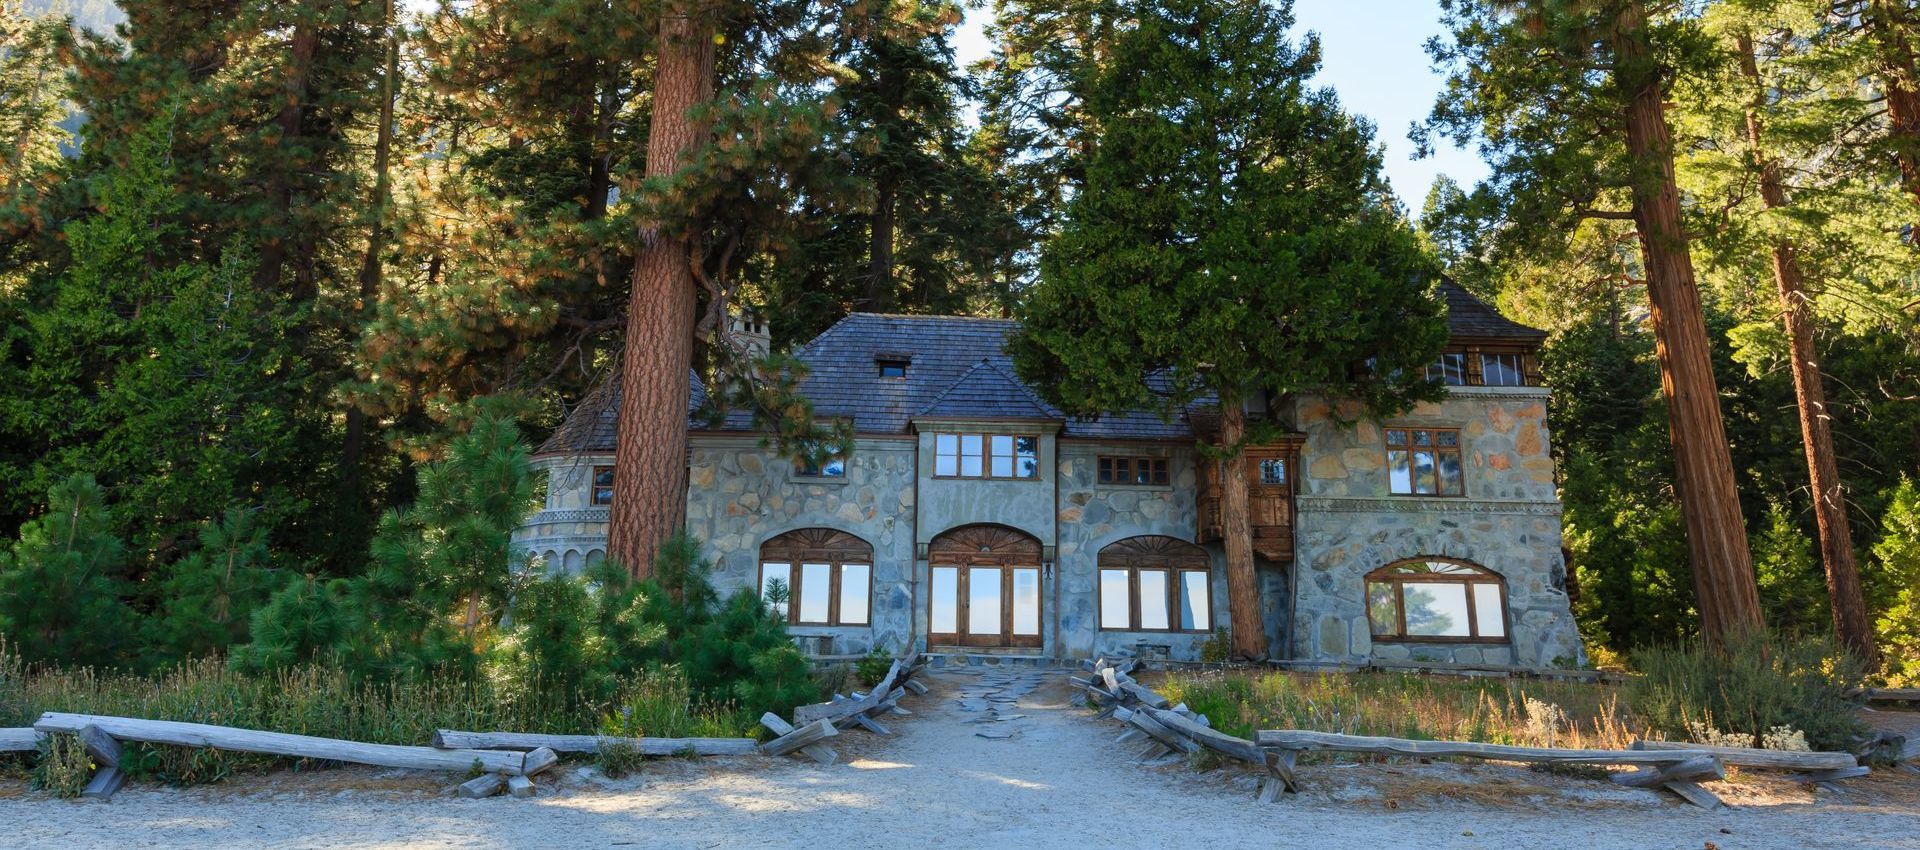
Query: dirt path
[{"left": 11, "top": 670, "right": 1919, "bottom": 849}]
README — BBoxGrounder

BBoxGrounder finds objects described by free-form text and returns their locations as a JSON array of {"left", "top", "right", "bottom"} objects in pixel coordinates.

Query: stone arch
[
  {"left": 758, "top": 528, "right": 874, "bottom": 627},
  {"left": 1363, "top": 556, "right": 1508, "bottom": 642},
  {"left": 927, "top": 523, "right": 1042, "bottom": 566},
  {"left": 1097, "top": 535, "right": 1210, "bottom": 569}
]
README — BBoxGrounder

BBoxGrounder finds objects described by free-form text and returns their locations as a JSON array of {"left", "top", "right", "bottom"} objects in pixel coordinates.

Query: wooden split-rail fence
[
  {"left": 0, "top": 655, "right": 933, "bottom": 801},
  {"left": 1070, "top": 658, "right": 1880, "bottom": 810}
]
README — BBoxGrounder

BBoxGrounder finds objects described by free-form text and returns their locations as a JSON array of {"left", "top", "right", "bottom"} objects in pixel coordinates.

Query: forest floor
[{"left": 7, "top": 669, "right": 1918, "bottom": 849}]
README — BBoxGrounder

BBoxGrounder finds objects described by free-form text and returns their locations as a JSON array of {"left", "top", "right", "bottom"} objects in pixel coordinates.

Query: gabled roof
[
  {"left": 917, "top": 358, "right": 1062, "bottom": 421},
  {"left": 544, "top": 288, "right": 1544, "bottom": 451}
]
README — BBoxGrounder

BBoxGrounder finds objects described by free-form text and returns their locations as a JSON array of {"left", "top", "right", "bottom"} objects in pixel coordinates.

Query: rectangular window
[
  {"left": 1258, "top": 458, "right": 1287, "bottom": 486},
  {"left": 1385, "top": 428, "right": 1464, "bottom": 496},
  {"left": 1480, "top": 352, "right": 1526, "bottom": 387},
  {"left": 1098, "top": 565, "right": 1212, "bottom": 632},
  {"left": 1098, "top": 456, "right": 1168, "bottom": 486},
  {"left": 1426, "top": 352, "right": 1467, "bottom": 386},
  {"left": 759, "top": 560, "right": 870, "bottom": 626},
  {"left": 877, "top": 359, "right": 909, "bottom": 378},
  {"left": 933, "top": 433, "right": 1040, "bottom": 479},
  {"left": 931, "top": 567, "right": 959, "bottom": 632},
  {"left": 591, "top": 465, "right": 615, "bottom": 506},
  {"left": 796, "top": 454, "right": 847, "bottom": 478}
]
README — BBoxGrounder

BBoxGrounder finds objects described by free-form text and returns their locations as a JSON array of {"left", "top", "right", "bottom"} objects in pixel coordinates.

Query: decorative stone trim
[
  {"left": 1442, "top": 385, "right": 1552, "bottom": 400},
  {"left": 1296, "top": 496, "right": 1562, "bottom": 516},
  {"left": 518, "top": 508, "right": 611, "bottom": 526}
]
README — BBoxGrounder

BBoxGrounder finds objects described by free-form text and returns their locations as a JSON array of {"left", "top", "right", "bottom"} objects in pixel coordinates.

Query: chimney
[{"left": 728, "top": 308, "right": 771, "bottom": 359}]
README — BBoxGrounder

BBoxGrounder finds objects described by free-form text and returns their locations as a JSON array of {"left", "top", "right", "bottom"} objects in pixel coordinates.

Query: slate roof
[{"left": 542, "top": 286, "right": 1542, "bottom": 451}]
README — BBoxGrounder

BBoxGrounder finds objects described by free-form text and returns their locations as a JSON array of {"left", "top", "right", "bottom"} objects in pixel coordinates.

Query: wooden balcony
[{"left": 1197, "top": 439, "right": 1302, "bottom": 562}]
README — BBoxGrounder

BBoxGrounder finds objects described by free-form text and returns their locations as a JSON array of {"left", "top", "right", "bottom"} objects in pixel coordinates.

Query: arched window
[
  {"left": 1097, "top": 536, "right": 1212, "bottom": 633},
  {"left": 1366, "top": 558, "right": 1507, "bottom": 642},
  {"left": 759, "top": 529, "right": 873, "bottom": 627}
]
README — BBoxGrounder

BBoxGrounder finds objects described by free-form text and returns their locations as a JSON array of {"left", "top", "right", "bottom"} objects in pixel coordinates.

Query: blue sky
[{"left": 951, "top": 0, "right": 1487, "bottom": 208}]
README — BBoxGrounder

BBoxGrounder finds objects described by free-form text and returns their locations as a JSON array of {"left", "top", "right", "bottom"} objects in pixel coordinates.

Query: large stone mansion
[{"left": 513, "top": 284, "right": 1586, "bottom": 668}]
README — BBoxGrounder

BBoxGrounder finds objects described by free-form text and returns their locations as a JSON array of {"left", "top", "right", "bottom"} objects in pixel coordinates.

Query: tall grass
[
  {"left": 1628, "top": 633, "right": 1866, "bottom": 752},
  {"left": 1159, "top": 670, "right": 1639, "bottom": 750}
]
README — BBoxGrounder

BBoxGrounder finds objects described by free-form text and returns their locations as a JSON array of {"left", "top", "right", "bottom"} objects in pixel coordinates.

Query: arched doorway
[{"left": 928, "top": 525, "right": 1043, "bottom": 648}]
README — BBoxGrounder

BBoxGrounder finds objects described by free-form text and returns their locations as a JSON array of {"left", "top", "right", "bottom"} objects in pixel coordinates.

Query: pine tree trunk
[
  {"left": 867, "top": 177, "right": 895, "bottom": 311},
  {"left": 257, "top": 19, "right": 319, "bottom": 301},
  {"left": 607, "top": 5, "right": 714, "bottom": 578},
  {"left": 1737, "top": 33, "right": 1878, "bottom": 662},
  {"left": 1218, "top": 400, "right": 1265, "bottom": 660},
  {"left": 1868, "top": 0, "right": 1920, "bottom": 218},
  {"left": 341, "top": 0, "right": 401, "bottom": 505},
  {"left": 1611, "top": 2, "right": 1763, "bottom": 646}
]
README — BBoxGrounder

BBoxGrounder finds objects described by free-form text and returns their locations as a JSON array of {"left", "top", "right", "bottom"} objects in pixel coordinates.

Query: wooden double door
[{"left": 928, "top": 525, "right": 1043, "bottom": 649}]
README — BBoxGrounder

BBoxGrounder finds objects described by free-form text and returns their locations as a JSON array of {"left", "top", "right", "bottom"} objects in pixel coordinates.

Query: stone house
[{"left": 514, "top": 285, "right": 1586, "bottom": 668}]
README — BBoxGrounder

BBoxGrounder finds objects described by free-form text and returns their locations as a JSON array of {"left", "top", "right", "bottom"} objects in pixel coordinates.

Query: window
[
  {"left": 1366, "top": 559, "right": 1507, "bottom": 641},
  {"left": 1426, "top": 347, "right": 1536, "bottom": 387},
  {"left": 796, "top": 454, "right": 846, "bottom": 478},
  {"left": 1426, "top": 351, "right": 1467, "bottom": 386},
  {"left": 590, "top": 466, "right": 615, "bottom": 506},
  {"left": 1258, "top": 458, "right": 1287, "bottom": 486},
  {"left": 1098, "top": 456, "right": 1169, "bottom": 486},
  {"left": 934, "top": 433, "right": 1038, "bottom": 479},
  {"left": 1480, "top": 352, "right": 1526, "bottom": 386},
  {"left": 877, "top": 358, "right": 909, "bottom": 379},
  {"left": 758, "top": 529, "right": 872, "bottom": 626},
  {"left": 1386, "top": 428, "right": 1463, "bottom": 496},
  {"left": 1096, "top": 536, "right": 1211, "bottom": 632}
]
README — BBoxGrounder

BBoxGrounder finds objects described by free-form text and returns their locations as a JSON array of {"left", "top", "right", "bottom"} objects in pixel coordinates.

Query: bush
[
  {"left": 1872, "top": 478, "right": 1920, "bottom": 686},
  {"left": 32, "top": 733, "right": 93, "bottom": 797},
  {"left": 855, "top": 647, "right": 893, "bottom": 686},
  {"left": 1628, "top": 632, "right": 1866, "bottom": 752}
]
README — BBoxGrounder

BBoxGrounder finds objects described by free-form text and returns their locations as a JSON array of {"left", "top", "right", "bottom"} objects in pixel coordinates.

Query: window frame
[
  {"left": 1385, "top": 427, "right": 1465, "bottom": 497},
  {"left": 1097, "top": 455, "right": 1170, "bottom": 487},
  {"left": 590, "top": 465, "right": 615, "bottom": 506},
  {"left": 1097, "top": 565, "right": 1213, "bottom": 633},
  {"left": 757, "top": 530, "right": 873, "bottom": 627},
  {"left": 1425, "top": 345, "right": 1539, "bottom": 387},
  {"left": 876, "top": 358, "right": 909, "bottom": 379},
  {"left": 932, "top": 432, "right": 1040, "bottom": 480},
  {"left": 1364, "top": 558, "right": 1509, "bottom": 643}
]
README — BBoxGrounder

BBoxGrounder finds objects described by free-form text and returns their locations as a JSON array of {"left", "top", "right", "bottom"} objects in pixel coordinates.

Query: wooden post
[
  {"left": 82, "top": 767, "right": 126, "bottom": 802},
  {"left": 457, "top": 773, "right": 506, "bottom": 799},
  {"left": 74, "top": 725, "right": 120, "bottom": 768},
  {"left": 506, "top": 775, "right": 536, "bottom": 798},
  {"left": 758, "top": 714, "right": 839, "bottom": 764}
]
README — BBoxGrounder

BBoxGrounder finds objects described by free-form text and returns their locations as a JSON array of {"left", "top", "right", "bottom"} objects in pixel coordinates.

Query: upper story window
[
  {"left": 796, "top": 455, "right": 847, "bottom": 478},
  {"left": 1426, "top": 346, "right": 1537, "bottom": 387},
  {"left": 1386, "top": 427, "right": 1463, "bottom": 496},
  {"left": 934, "top": 433, "right": 1039, "bottom": 479},
  {"left": 1098, "top": 456, "right": 1169, "bottom": 486},
  {"left": 1258, "top": 458, "right": 1287, "bottom": 486},
  {"left": 591, "top": 465, "right": 615, "bottom": 505},
  {"left": 1366, "top": 558, "right": 1507, "bottom": 642},
  {"left": 877, "top": 358, "right": 909, "bottom": 379}
]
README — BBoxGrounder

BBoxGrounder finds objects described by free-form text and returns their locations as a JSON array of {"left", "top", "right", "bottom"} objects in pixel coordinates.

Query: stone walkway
[{"left": 10, "top": 670, "right": 1920, "bottom": 849}]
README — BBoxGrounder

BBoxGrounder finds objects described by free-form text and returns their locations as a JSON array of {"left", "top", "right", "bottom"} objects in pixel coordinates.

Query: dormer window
[
  {"left": 877, "top": 358, "right": 909, "bottom": 379},
  {"left": 1425, "top": 346, "right": 1538, "bottom": 387}
]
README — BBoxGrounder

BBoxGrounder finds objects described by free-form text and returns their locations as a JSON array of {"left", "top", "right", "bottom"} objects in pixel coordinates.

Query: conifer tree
[
  {"left": 0, "top": 473, "right": 132, "bottom": 668},
  {"left": 149, "top": 508, "right": 277, "bottom": 662},
  {"left": 1010, "top": 0, "right": 1448, "bottom": 660},
  {"left": 0, "top": 1, "right": 67, "bottom": 195},
  {"left": 1426, "top": 0, "right": 1766, "bottom": 645}
]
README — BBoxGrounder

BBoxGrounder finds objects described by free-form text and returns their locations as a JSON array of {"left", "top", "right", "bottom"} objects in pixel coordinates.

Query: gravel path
[{"left": 12, "top": 670, "right": 1919, "bottom": 850}]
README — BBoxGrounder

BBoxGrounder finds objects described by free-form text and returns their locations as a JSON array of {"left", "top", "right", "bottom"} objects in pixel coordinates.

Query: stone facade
[
  {"left": 1288, "top": 387, "right": 1585, "bottom": 668},
  {"left": 518, "top": 453, "right": 615, "bottom": 572}
]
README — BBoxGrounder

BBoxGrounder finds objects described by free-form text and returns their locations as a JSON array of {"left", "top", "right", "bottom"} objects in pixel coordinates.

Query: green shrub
[
  {"left": 1627, "top": 632, "right": 1867, "bottom": 752},
  {"left": 855, "top": 647, "right": 893, "bottom": 686},
  {"left": 32, "top": 733, "right": 93, "bottom": 797},
  {"left": 1199, "top": 628, "right": 1233, "bottom": 664}
]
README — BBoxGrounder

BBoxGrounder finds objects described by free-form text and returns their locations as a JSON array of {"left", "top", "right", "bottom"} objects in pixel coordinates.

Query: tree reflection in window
[{"left": 1365, "top": 559, "right": 1506, "bottom": 641}]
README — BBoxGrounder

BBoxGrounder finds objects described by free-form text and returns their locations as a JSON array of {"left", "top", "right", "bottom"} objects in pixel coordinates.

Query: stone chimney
[{"left": 728, "top": 308, "right": 771, "bottom": 359}]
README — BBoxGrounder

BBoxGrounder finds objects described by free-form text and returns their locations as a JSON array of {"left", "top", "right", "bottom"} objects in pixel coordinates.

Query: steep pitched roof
[
  {"left": 1438, "top": 280, "right": 1548, "bottom": 343},
  {"left": 537, "top": 370, "right": 706, "bottom": 454},
  {"left": 918, "top": 358, "right": 1062, "bottom": 421}
]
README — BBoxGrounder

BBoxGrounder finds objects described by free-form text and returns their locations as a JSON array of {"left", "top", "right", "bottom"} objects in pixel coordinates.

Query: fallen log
[
  {"left": 1142, "top": 708, "right": 1261, "bottom": 765},
  {"left": 1611, "top": 756, "right": 1725, "bottom": 788},
  {"left": 1792, "top": 765, "right": 1871, "bottom": 784},
  {"left": 35, "top": 712, "right": 532, "bottom": 775},
  {"left": 74, "top": 725, "right": 121, "bottom": 768},
  {"left": 457, "top": 773, "right": 505, "bottom": 799},
  {"left": 1629, "top": 740, "right": 1857, "bottom": 771},
  {"left": 1255, "top": 730, "right": 1720, "bottom": 767},
  {"left": 83, "top": 767, "right": 126, "bottom": 802},
  {"left": 1117, "top": 707, "right": 1197, "bottom": 755},
  {"left": 0, "top": 727, "right": 40, "bottom": 751},
  {"left": 758, "top": 714, "right": 838, "bottom": 764},
  {"left": 1661, "top": 781, "right": 1723, "bottom": 810},
  {"left": 506, "top": 775, "right": 536, "bottom": 798},
  {"left": 795, "top": 660, "right": 903, "bottom": 725},
  {"left": 431, "top": 730, "right": 758, "bottom": 757}
]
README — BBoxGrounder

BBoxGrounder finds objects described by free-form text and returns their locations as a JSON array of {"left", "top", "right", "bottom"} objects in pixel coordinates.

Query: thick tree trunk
[
  {"left": 341, "top": 0, "right": 401, "bottom": 503},
  {"left": 1611, "top": 3, "right": 1763, "bottom": 645},
  {"left": 607, "top": 6, "right": 714, "bottom": 577},
  {"left": 1869, "top": 0, "right": 1920, "bottom": 218},
  {"left": 1737, "top": 34, "right": 1878, "bottom": 662},
  {"left": 256, "top": 20, "right": 319, "bottom": 301},
  {"left": 1218, "top": 401, "right": 1265, "bottom": 660}
]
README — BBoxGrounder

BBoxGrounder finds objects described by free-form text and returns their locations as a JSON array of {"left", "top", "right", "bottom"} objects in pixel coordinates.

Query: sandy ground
[{"left": 7, "top": 670, "right": 1919, "bottom": 850}]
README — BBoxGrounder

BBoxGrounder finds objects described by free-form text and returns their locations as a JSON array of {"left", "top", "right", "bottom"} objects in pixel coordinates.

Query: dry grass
[{"left": 1157, "top": 669, "right": 1641, "bottom": 751}]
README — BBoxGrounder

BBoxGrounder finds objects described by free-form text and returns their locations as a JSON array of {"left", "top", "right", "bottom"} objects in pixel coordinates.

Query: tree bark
[
  {"left": 1736, "top": 33, "right": 1877, "bottom": 662},
  {"left": 1868, "top": 0, "right": 1920, "bottom": 219},
  {"left": 867, "top": 175, "right": 896, "bottom": 311},
  {"left": 1610, "top": 2, "right": 1763, "bottom": 645},
  {"left": 1217, "top": 400, "right": 1265, "bottom": 660},
  {"left": 607, "top": 5, "right": 714, "bottom": 577},
  {"left": 256, "top": 19, "right": 319, "bottom": 301}
]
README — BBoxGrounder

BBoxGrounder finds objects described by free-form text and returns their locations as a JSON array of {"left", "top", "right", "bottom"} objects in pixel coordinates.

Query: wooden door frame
[{"left": 927, "top": 525, "right": 1045, "bottom": 649}]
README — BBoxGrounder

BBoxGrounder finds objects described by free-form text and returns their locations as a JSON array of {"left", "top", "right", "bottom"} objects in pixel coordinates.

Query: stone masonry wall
[
  {"left": 514, "top": 453, "right": 614, "bottom": 573},
  {"left": 1288, "top": 388, "right": 1586, "bottom": 669}
]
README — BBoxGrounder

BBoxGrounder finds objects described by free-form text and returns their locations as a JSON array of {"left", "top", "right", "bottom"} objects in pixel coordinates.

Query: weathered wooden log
[
  {"left": 75, "top": 725, "right": 121, "bottom": 768},
  {"left": 1611, "top": 757, "right": 1725, "bottom": 788},
  {"left": 1792, "top": 765, "right": 1871, "bottom": 783},
  {"left": 1256, "top": 730, "right": 1721, "bottom": 766},
  {"left": 846, "top": 714, "right": 892, "bottom": 736},
  {"left": 1125, "top": 707, "right": 1198, "bottom": 755},
  {"left": 1629, "top": 740, "right": 1858, "bottom": 771},
  {"left": 521, "top": 746, "right": 559, "bottom": 777},
  {"left": 1143, "top": 708, "right": 1260, "bottom": 764},
  {"left": 0, "top": 727, "right": 40, "bottom": 752},
  {"left": 1863, "top": 687, "right": 1920, "bottom": 704},
  {"left": 903, "top": 679, "right": 929, "bottom": 696},
  {"left": 432, "top": 730, "right": 758, "bottom": 757},
  {"left": 35, "top": 712, "right": 531, "bottom": 775},
  {"left": 758, "top": 714, "right": 839, "bottom": 764},
  {"left": 795, "top": 660, "right": 903, "bottom": 725},
  {"left": 506, "top": 774, "right": 536, "bottom": 798},
  {"left": 1662, "top": 781, "right": 1724, "bottom": 810},
  {"left": 457, "top": 773, "right": 506, "bottom": 799},
  {"left": 83, "top": 766, "right": 126, "bottom": 801}
]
